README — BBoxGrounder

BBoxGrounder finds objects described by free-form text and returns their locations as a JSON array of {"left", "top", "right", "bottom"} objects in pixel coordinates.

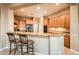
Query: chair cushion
[{"left": 16, "top": 39, "right": 34, "bottom": 46}]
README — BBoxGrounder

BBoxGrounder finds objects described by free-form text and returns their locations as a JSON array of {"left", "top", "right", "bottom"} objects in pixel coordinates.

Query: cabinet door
[
  {"left": 50, "top": 17, "right": 57, "bottom": 28},
  {"left": 26, "top": 19, "right": 33, "bottom": 24},
  {"left": 49, "top": 18, "right": 54, "bottom": 27},
  {"left": 64, "top": 35, "right": 70, "bottom": 48},
  {"left": 54, "top": 17, "right": 58, "bottom": 28},
  {"left": 43, "top": 19, "right": 48, "bottom": 26},
  {"left": 20, "top": 20, "right": 26, "bottom": 29},
  {"left": 65, "top": 14, "right": 70, "bottom": 29},
  {"left": 57, "top": 16, "right": 61, "bottom": 28},
  {"left": 60, "top": 15, "right": 65, "bottom": 28}
]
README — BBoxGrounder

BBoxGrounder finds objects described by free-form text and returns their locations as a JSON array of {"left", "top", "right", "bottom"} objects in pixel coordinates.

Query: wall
[
  {"left": 0, "top": 6, "right": 7, "bottom": 48},
  {"left": 0, "top": 7, "right": 1, "bottom": 46},
  {"left": 0, "top": 5, "right": 14, "bottom": 48},
  {"left": 48, "top": 8, "right": 70, "bottom": 18},
  {"left": 70, "top": 4, "right": 79, "bottom": 52},
  {"left": 33, "top": 17, "right": 44, "bottom": 33},
  {"left": 38, "top": 17, "right": 44, "bottom": 33}
]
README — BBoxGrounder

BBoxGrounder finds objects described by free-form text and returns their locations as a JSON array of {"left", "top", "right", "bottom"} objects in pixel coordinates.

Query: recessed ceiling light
[
  {"left": 56, "top": 3, "right": 59, "bottom": 5},
  {"left": 37, "top": 6, "right": 40, "bottom": 9},
  {"left": 21, "top": 9, "right": 24, "bottom": 11},
  {"left": 44, "top": 11, "right": 47, "bottom": 14},
  {"left": 37, "top": 15, "right": 41, "bottom": 17}
]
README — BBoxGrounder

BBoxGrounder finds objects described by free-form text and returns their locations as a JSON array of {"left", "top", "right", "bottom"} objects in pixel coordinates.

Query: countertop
[{"left": 8, "top": 31, "right": 68, "bottom": 37}]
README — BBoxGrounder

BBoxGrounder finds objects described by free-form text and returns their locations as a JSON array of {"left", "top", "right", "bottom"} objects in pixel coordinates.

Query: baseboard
[
  {"left": 0, "top": 47, "right": 9, "bottom": 51},
  {"left": 70, "top": 49, "right": 79, "bottom": 55}
]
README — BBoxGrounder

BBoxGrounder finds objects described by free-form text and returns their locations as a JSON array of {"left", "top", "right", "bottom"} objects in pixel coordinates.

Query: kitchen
[
  {"left": 13, "top": 3, "right": 70, "bottom": 55},
  {"left": 0, "top": 3, "right": 79, "bottom": 55}
]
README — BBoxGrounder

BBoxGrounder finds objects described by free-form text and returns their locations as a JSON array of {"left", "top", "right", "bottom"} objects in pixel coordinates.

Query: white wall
[
  {"left": 0, "top": 15, "right": 1, "bottom": 49},
  {"left": 70, "top": 4, "right": 79, "bottom": 52},
  {"left": 38, "top": 17, "right": 43, "bottom": 33},
  {"left": 0, "top": 6, "right": 7, "bottom": 48},
  {"left": 48, "top": 8, "right": 70, "bottom": 18},
  {"left": 33, "top": 17, "right": 44, "bottom": 33},
  {"left": 0, "top": 5, "right": 14, "bottom": 49},
  {"left": 33, "top": 18, "right": 38, "bottom": 32}
]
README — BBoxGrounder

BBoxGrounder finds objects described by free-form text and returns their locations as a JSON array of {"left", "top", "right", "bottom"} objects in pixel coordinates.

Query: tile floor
[
  {"left": 64, "top": 47, "right": 76, "bottom": 55},
  {"left": 0, "top": 47, "right": 77, "bottom": 55}
]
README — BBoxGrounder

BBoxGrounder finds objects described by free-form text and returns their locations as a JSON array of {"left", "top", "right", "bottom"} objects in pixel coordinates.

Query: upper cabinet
[
  {"left": 26, "top": 18, "right": 33, "bottom": 24},
  {"left": 49, "top": 14, "right": 70, "bottom": 29},
  {"left": 43, "top": 18, "right": 49, "bottom": 26},
  {"left": 14, "top": 16, "right": 33, "bottom": 31},
  {"left": 65, "top": 14, "right": 70, "bottom": 30},
  {"left": 19, "top": 20, "right": 26, "bottom": 30}
]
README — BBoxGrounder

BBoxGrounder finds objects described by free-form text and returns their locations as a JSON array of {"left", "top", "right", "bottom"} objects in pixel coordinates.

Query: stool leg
[
  {"left": 21, "top": 44, "right": 23, "bottom": 55},
  {"left": 27, "top": 45, "right": 28, "bottom": 55},
  {"left": 9, "top": 43, "right": 12, "bottom": 55},
  {"left": 14, "top": 44, "right": 17, "bottom": 55},
  {"left": 32, "top": 44, "right": 34, "bottom": 55}
]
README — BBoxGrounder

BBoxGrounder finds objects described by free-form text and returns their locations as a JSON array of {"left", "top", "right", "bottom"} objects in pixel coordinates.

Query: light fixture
[
  {"left": 56, "top": 3, "right": 59, "bottom": 5},
  {"left": 20, "top": 9, "right": 24, "bottom": 11},
  {"left": 37, "top": 6, "right": 40, "bottom": 9}
]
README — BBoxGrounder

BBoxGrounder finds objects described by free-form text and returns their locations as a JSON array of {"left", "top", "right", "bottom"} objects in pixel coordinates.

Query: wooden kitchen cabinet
[
  {"left": 49, "top": 17, "right": 56, "bottom": 27},
  {"left": 19, "top": 20, "right": 26, "bottom": 30},
  {"left": 64, "top": 35, "right": 70, "bottom": 48},
  {"left": 49, "top": 14, "right": 70, "bottom": 29},
  {"left": 43, "top": 18, "right": 49, "bottom": 26},
  {"left": 14, "top": 19, "right": 20, "bottom": 31},
  {"left": 14, "top": 16, "right": 33, "bottom": 31},
  {"left": 26, "top": 18, "right": 33, "bottom": 24},
  {"left": 65, "top": 14, "right": 70, "bottom": 30},
  {"left": 60, "top": 15, "right": 65, "bottom": 28}
]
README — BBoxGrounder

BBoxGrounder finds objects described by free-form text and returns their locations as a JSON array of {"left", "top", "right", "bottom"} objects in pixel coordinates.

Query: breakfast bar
[{"left": 13, "top": 31, "right": 64, "bottom": 55}]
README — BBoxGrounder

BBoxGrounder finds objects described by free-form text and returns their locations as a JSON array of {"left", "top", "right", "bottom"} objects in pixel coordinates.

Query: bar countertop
[{"left": 9, "top": 31, "right": 67, "bottom": 37}]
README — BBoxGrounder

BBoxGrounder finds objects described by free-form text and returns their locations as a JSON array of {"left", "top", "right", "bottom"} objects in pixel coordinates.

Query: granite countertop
[{"left": 10, "top": 31, "right": 66, "bottom": 37}]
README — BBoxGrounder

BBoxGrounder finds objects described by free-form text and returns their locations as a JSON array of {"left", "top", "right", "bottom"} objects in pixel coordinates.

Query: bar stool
[
  {"left": 19, "top": 34, "right": 34, "bottom": 55},
  {"left": 7, "top": 33, "right": 20, "bottom": 55}
]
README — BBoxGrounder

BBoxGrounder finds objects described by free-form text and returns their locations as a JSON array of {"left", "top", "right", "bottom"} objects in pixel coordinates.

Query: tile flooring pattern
[
  {"left": 0, "top": 47, "right": 77, "bottom": 55},
  {"left": 64, "top": 47, "right": 76, "bottom": 55}
]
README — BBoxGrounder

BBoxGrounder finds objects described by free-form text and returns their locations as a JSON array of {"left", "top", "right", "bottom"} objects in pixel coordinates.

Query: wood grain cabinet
[
  {"left": 43, "top": 18, "right": 49, "bottom": 26},
  {"left": 19, "top": 20, "right": 26, "bottom": 30},
  {"left": 14, "top": 17, "right": 33, "bottom": 31},
  {"left": 64, "top": 35, "right": 70, "bottom": 48},
  {"left": 65, "top": 14, "right": 70, "bottom": 29},
  {"left": 49, "top": 14, "right": 70, "bottom": 29},
  {"left": 49, "top": 15, "right": 65, "bottom": 28}
]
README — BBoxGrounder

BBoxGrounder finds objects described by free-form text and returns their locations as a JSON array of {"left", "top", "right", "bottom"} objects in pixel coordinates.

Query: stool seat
[{"left": 16, "top": 39, "right": 34, "bottom": 46}]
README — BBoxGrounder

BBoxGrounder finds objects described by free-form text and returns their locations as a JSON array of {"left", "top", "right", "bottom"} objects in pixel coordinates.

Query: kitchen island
[{"left": 11, "top": 31, "right": 64, "bottom": 55}]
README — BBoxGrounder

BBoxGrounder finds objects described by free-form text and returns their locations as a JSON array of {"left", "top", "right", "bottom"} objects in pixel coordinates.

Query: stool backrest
[
  {"left": 7, "top": 33, "right": 16, "bottom": 43},
  {"left": 19, "top": 34, "right": 28, "bottom": 44}
]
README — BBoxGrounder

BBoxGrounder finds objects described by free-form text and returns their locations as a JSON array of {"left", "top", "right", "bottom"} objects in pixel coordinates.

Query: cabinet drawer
[{"left": 64, "top": 35, "right": 70, "bottom": 48}]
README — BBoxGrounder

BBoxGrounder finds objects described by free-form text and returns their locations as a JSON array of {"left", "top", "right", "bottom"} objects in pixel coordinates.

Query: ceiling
[{"left": 6, "top": 3, "right": 70, "bottom": 17}]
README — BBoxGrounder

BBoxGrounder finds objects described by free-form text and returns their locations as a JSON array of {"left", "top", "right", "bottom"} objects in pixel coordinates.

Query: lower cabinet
[{"left": 64, "top": 35, "right": 70, "bottom": 48}]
